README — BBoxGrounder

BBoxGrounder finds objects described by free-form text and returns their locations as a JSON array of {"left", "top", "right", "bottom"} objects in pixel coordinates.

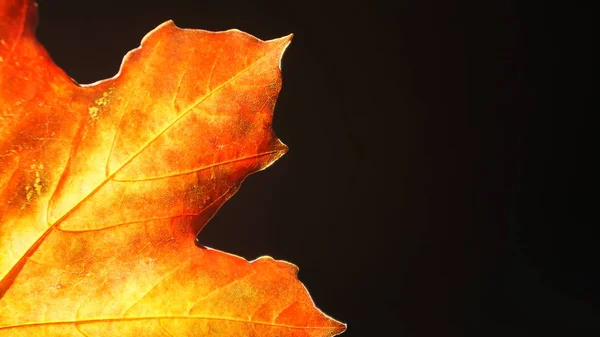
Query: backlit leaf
[{"left": 0, "top": 1, "right": 345, "bottom": 335}]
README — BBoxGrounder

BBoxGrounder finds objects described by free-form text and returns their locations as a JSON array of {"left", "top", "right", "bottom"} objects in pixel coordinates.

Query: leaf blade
[{"left": 0, "top": 1, "right": 345, "bottom": 336}]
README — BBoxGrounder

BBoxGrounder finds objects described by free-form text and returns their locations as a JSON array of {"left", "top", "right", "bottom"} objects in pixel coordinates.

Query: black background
[{"left": 35, "top": 0, "right": 595, "bottom": 336}]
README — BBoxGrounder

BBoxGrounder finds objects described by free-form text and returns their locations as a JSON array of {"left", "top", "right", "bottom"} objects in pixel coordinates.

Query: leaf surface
[{"left": 0, "top": 1, "right": 345, "bottom": 336}]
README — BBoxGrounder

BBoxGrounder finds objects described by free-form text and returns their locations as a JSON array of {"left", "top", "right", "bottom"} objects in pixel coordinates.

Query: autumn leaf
[{"left": 0, "top": 0, "right": 345, "bottom": 336}]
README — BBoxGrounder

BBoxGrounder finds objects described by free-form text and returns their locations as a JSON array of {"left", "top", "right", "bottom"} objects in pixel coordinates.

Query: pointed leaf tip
[{"left": 276, "top": 33, "right": 293, "bottom": 69}]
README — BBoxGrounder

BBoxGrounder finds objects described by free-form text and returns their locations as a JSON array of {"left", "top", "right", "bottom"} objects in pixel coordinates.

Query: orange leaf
[{"left": 0, "top": 0, "right": 345, "bottom": 336}]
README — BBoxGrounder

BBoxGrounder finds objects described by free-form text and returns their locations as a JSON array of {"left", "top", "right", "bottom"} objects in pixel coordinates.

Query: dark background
[{"left": 35, "top": 0, "right": 595, "bottom": 336}]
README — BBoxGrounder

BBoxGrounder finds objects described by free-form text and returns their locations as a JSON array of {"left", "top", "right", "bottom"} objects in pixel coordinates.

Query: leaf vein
[
  {"left": 188, "top": 270, "right": 256, "bottom": 314},
  {"left": 122, "top": 260, "right": 192, "bottom": 317},
  {"left": 112, "top": 150, "right": 281, "bottom": 182},
  {"left": 0, "top": 316, "right": 337, "bottom": 331}
]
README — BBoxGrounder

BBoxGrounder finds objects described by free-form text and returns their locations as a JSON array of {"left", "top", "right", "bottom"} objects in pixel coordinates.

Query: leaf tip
[
  {"left": 330, "top": 320, "right": 348, "bottom": 336},
  {"left": 283, "top": 32, "right": 295, "bottom": 43},
  {"left": 273, "top": 138, "right": 289, "bottom": 157},
  {"left": 317, "top": 308, "right": 347, "bottom": 336},
  {"left": 272, "top": 33, "right": 293, "bottom": 70},
  {"left": 277, "top": 259, "right": 300, "bottom": 276}
]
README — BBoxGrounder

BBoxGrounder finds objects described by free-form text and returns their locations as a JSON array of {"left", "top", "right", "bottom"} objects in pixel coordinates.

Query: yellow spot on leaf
[
  {"left": 88, "top": 106, "right": 99, "bottom": 119},
  {"left": 23, "top": 163, "right": 44, "bottom": 204},
  {"left": 95, "top": 91, "right": 110, "bottom": 106},
  {"left": 88, "top": 89, "right": 114, "bottom": 120},
  {"left": 34, "top": 176, "right": 42, "bottom": 195}
]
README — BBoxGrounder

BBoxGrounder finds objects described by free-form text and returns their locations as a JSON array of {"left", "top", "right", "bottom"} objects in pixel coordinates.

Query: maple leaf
[{"left": 0, "top": 0, "right": 346, "bottom": 336}]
